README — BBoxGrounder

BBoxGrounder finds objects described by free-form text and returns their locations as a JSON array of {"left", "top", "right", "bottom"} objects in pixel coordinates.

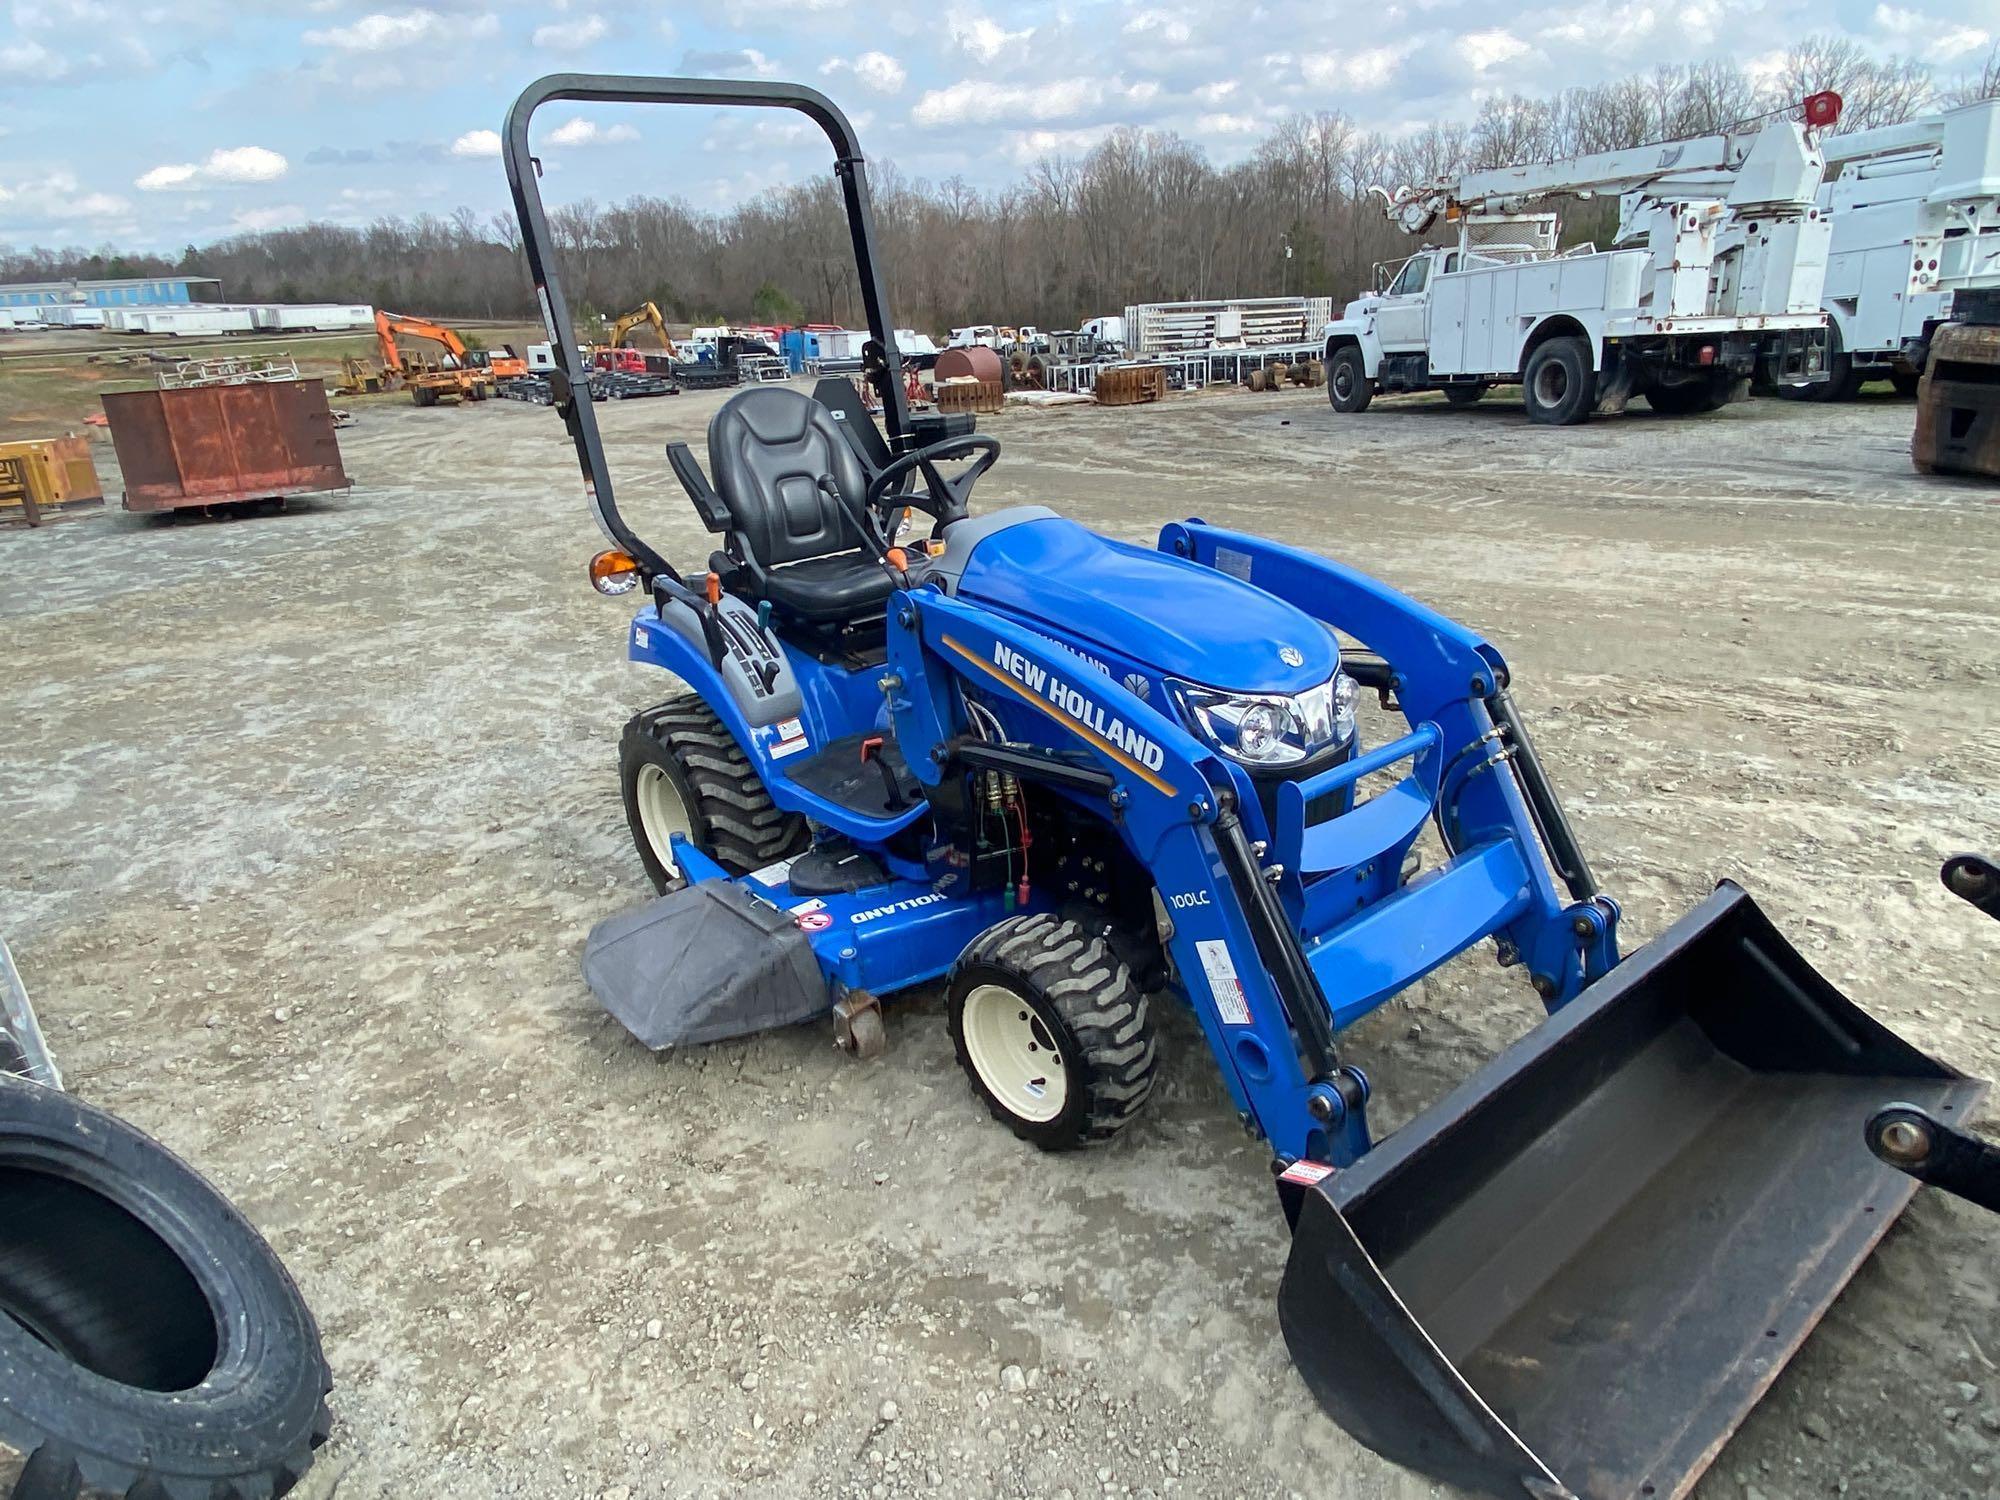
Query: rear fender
[{"left": 1161, "top": 523, "right": 1608, "bottom": 1008}]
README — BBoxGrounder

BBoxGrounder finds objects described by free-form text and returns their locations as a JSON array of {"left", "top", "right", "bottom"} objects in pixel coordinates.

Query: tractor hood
[{"left": 946, "top": 514, "right": 1338, "bottom": 693}]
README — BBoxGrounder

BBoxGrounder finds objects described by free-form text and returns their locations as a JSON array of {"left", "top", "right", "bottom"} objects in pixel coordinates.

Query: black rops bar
[{"left": 501, "top": 74, "right": 911, "bottom": 587}]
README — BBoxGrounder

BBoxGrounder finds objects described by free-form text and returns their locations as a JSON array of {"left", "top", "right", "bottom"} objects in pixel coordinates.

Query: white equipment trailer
[
  {"left": 1777, "top": 98, "right": 2000, "bottom": 400},
  {"left": 1322, "top": 109, "right": 1840, "bottom": 423}
]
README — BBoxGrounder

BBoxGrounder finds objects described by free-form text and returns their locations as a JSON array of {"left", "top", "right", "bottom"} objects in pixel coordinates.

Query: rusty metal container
[
  {"left": 1095, "top": 364, "right": 1169, "bottom": 406},
  {"left": 100, "top": 380, "right": 349, "bottom": 513},
  {"left": 1913, "top": 321, "right": 2000, "bottom": 480},
  {"left": 0, "top": 436, "right": 104, "bottom": 526}
]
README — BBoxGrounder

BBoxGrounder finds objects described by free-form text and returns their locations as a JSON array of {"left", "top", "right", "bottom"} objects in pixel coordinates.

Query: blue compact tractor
[{"left": 505, "top": 75, "right": 1995, "bottom": 1500}]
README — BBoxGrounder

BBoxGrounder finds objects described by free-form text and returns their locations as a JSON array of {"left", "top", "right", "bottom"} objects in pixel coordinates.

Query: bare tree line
[{"left": 6, "top": 37, "right": 1995, "bottom": 335}]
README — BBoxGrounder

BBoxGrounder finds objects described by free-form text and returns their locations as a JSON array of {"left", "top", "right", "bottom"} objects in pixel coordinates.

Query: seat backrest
[{"left": 707, "top": 388, "right": 870, "bottom": 568}]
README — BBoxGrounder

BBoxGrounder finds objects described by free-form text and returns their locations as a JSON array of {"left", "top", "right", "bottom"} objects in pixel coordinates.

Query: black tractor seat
[{"left": 672, "top": 387, "right": 897, "bottom": 625}]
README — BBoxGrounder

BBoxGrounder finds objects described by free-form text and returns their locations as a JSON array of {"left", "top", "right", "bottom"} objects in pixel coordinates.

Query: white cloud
[
  {"left": 1124, "top": 10, "right": 1192, "bottom": 44},
  {"left": 1878, "top": 8, "right": 1992, "bottom": 61},
  {"left": 545, "top": 117, "right": 639, "bottom": 148},
  {"left": 1124, "top": 80, "right": 1161, "bottom": 105},
  {"left": 1003, "top": 126, "right": 1114, "bottom": 164},
  {"left": 1193, "top": 80, "right": 1238, "bottom": 104},
  {"left": 1457, "top": 29, "right": 1531, "bottom": 73},
  {"left": 450, "top": 128, "right": 501, "bottom": 158},
  {"left": 947, "top": 14, "right": 1033, "bottom": 64},
  {"left": 532, "top": 14, "right": 607, "bottom": 51},
  {"left": 914, "top": 79, "right": 1100, "bottom": 127},
  {"left": 73, "top": 190, "right": 130, "bottom": 218},
  {"left": 231, "top": 204, "right": 306, "bottom": 233},
  {"left": 136, "top": 145, "right": 288, "bottom": 191},
  {"left": 821, "top": 50, "right": 906, "bottom": 93},
  {"left": 304, "top": 9, "right": 499, "bottom": 53},
  {"left": 0, "top": 38, "right": 65, "bottom": 76},
  {"left": 1195, "top": 113, "right": 1260, "bottom": 135},
  {"left": 1302, "top": 44, "right": 1414, "bottom": 91}
]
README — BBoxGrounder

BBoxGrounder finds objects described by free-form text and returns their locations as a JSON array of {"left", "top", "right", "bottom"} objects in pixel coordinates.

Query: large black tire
[
  {"left": 619, "top": 697, "right": 808, "bottom": 891},
  {"left": 1776, "top": 323, "right": 1862, "bottom": 402},
  {"left": 0, "top": 1077, "right": 331, "bottom": 1500},
  {"left": 946, "top": 913, "right": 1157, "bottom": 1151},
  {"left": 1642, "top": 374, "right": 1729, "bottom": 415},
  {"left": 1521, "top": 336, "right": 1594, "bottom": 425},
  {"left": 1326, "top": 346, "right": 1372, "bottom": 413},
  {"left": 1441, "top": 383, "right": 1488, "bottom": 407},
  {"left": 1889, "top": 368, "right": 1920, "bottom": 398}
]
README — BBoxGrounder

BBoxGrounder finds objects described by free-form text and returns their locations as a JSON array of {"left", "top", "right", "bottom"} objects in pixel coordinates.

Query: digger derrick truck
[
  {"left": 1323, "top": 98, "right": 1842, "bottom": 423},
  {"left": 1779, "top": 97, "right": 2000, "bottom": 399},
  {"left": 507, "top": 73, "right": 1997, "bottom": 1500}
]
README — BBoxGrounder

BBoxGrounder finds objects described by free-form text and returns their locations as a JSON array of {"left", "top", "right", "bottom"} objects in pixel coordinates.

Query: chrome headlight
[{"left": 1170, "top": 672, "right": 1357, "bottom": 768}]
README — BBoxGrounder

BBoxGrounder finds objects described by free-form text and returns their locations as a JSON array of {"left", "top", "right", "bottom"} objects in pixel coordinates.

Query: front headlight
[{"left": 1170, "top": 672, "right": 1357, "bottom": 768}]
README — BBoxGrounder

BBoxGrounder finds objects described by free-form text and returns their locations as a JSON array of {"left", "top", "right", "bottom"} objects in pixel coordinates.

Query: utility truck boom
[{"left": 1325, "top": 97, "right": 1841, "bottom": 423}]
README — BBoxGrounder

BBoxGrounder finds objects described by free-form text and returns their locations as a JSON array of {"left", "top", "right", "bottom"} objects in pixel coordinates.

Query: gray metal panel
[{"left": 653, "top": 594, "right": 802, "bottom": 726}]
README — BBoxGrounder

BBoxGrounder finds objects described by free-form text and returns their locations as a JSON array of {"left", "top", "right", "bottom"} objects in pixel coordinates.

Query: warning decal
[
  {"left": 770, "top": 717, "right": 811, "bottom": 759},
  {"left": 1195, "top": 939, "right": 1252, "bottom": 1026},
  {"left": 749, "top": 857, "right": 796, "bottom": 887},
  {"left": 1279, "top": 1160, "right": 1335, "bottom": 1187},
  {"left": 1213, "top": 546, "right": 1254, "bottom": 583},
  {"left": 795, "top": 910, "right": 832, "bottom": 932}
]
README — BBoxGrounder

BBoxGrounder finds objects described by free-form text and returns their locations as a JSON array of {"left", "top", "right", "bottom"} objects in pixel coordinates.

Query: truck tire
[
  {"left": 1522, "top": 336, "right": 1594, "bottom": 424},
  {"left": 947, "top": 913, "right": 1157, "bottom": 1151},
  {"left": 1889, "top": 369, "right": 1920, "bottom": 398},
  {"left": 1327, "top": 347, "right": 1372, "bottom": 413},
  {"left": 620, "top": 697, "right": 808, "bottom": 891},
  {"left": 1643, "top": 375, "right": 1729, "bottom": 415},
  {"left": 1442, "top": 383, "right": 1488, "bottom": 407},
  {"left": 0, "top": 1077, "right": 332, "bottom": 1500},
  {"left": 1776, "top": 324, "right": 1862, "bottom": 402}
]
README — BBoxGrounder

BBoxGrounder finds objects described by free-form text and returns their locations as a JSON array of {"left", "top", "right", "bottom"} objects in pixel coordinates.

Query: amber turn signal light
[{"left": 588, "top": 549, "right": 642, "bottom": 596}]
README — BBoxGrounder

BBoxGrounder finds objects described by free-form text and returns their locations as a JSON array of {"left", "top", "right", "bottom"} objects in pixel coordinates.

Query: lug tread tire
[
  {"left": 0, "top": 1079, "right": 331, "bottom": 1500},
  {"left": 1522, "top": 336, "right": 1594, "bottom": 425},
  {"left": 948, "top": 914, "right": 1157, "bottom": 1151},
  {"left": 621, "top": 698, "right": 807, "bottom": 888}
]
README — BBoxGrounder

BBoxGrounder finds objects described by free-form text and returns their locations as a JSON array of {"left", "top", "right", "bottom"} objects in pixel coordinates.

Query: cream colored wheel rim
[
  {"left": 635, "top": 763, "right": 692, "bottom": 875},
  {"left": 961, "top": 983, "right": 1068, "bottom": 1123}
]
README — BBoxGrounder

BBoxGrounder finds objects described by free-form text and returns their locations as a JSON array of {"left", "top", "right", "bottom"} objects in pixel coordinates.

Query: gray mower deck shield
[
  {"left": 583, "top": 882, "right": 826, "bottom": 1048},
  {"left": 1277, "top": 881, "right": 1985, "bottom": 1500}
]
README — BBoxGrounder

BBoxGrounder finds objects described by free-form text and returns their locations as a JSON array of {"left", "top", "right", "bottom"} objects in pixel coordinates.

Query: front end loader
[{"left": 504, "top": 73, "right": 1996, "bottom": 1500}]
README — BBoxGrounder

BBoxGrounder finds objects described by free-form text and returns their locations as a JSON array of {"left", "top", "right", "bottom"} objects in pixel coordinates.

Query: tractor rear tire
[
  {"left": 0, "top": 1077, "right": 332, "bottom": 1500},
  {"left": 1442, "top": 383, "right": 1488, "bottom": 407},
  {"left": 1522, "top": 336, "right": 1594, "bottom": 425},
  {"left": 947, "top": 913, "right": 1157, "bottom": 1151},
  {"left": 620, "top": 698, "right": 808, "bottom": 891},
  {"left": 1327, "top": 347, "right": 1372, "bottom": 413}
]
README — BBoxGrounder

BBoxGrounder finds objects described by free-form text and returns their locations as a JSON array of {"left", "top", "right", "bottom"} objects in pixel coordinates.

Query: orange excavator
[
  {"left": 595, "top": 301, "right": 678, "bottom": 374},
  {"left": 373, "top": 310, "right": 520, "bottom": 406}
]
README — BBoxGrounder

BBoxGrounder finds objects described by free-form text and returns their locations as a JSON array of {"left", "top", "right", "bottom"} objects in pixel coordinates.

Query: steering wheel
[{"left": 860, "top": 435, "right": 1001, "bottom": 540}]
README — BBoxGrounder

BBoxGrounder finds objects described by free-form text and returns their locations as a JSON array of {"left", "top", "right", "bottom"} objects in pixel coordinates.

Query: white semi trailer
[
  {"left": 1322, "top": 106, "right": 1840, "bottom": 423},
  {"left": 1777, "top": 98, "right": 2000, "bottom": 400}
]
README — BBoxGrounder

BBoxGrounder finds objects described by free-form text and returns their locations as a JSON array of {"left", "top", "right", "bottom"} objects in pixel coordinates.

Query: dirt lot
[{"left": 3, "top": 381, "right": 1996, "bottom": 1500}]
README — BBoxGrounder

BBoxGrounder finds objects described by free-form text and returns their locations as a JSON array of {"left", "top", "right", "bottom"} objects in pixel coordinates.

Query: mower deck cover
[
  {"left": 1277, "top": 883, "right": 1984, "bottom": 1500},
  {"left": 582, "top": 881, "right": 825, "bottom": 1048}
]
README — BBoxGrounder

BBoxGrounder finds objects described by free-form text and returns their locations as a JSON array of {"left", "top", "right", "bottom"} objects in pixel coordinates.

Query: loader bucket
[{"left": 1277, "top": 881, "right": 1985, "bottom": 1500}]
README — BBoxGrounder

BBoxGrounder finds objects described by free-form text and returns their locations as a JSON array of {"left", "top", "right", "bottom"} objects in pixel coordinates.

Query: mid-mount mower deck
[{"left": 505, "top": 74, "right": 1998, "bottom": 1500}]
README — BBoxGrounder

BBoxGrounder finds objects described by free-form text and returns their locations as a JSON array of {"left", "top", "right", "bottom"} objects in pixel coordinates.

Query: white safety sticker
[
  {"left": 788, "top": 897, "right": 826, "bottom": 916},
  {"left": 1196, "top": 939, "right": 1252, "bottom": 1026},
  {"left": 749, "top": 857, "right": 796, "bottom": 887},
  {"left": 1279, "top": 1160, "right": 1335, "bottom": 1187},
  {"left": 1213, "top": 546, "right": 1254, "bottom": 582},
  {"left": 770, "top": 717, "right": 810, "bottom": 759}
]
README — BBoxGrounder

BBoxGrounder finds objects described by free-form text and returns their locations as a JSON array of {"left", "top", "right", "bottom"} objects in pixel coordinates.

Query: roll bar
[{"left": 502, "top": 74, "right": 911, "bottom": 585}]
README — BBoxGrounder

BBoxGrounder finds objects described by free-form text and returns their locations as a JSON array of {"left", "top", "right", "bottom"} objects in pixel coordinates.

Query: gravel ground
[{"left": 2, "top": 380, "right": 1996, "bottom": 1500}]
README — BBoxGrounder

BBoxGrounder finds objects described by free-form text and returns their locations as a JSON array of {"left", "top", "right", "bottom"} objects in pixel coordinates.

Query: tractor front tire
[
  {"left": 619, "top": 698, "right": 808, "bottom": 891},
  {"left": 1327, "top": 347, "right": 1372, "bottom": 413},
  {"left": 1522, "top": 336, "right": 1594, "bottom": 425},
  {"left": 947, "top": 914, "right": 1157, "bottom": 1151}
]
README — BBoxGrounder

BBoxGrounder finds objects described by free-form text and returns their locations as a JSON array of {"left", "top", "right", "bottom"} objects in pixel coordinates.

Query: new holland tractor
[{"left": 505, "top": 75, "right": 1997, "bottom": 1500}]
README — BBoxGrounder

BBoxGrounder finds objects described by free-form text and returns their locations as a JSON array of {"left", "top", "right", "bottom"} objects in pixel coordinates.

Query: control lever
[
  {"left": 859, "top": 735, "right": 907, "bottom": 812},
  {"left": 696, "top": 570, "right": 729, "bottom": 671}
]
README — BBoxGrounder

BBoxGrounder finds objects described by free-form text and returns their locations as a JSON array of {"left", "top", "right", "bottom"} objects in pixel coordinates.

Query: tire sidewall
[
  {"left": 1328, "top": 348, "right": 1371, "bottom": 412},
  {"left": 1523, "top": 337, "right": 1592, "bottom": 424},
  {"left": 0, "top": 1078, "right": 326, "bottom": 1483},
  {"left": 947, "top": 962, "right": 1094, "bottom": 1151},
  {"left": 619, "top": 721, "right": 706, "bottom": 893}
]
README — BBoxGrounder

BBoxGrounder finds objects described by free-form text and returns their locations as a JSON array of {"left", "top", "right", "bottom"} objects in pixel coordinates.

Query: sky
[{"left": 1, "top": 0, "right": 1993, "bottom": 252}]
